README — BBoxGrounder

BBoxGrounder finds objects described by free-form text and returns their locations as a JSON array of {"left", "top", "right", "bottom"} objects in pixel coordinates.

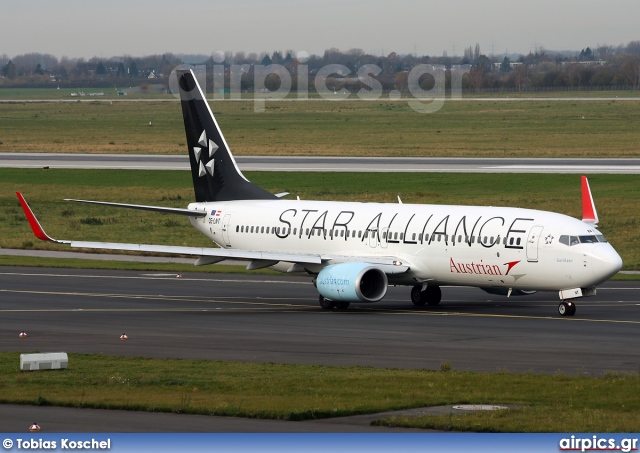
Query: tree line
[{"left": 1, "top": 41, "right": 639, "bottom": 92}]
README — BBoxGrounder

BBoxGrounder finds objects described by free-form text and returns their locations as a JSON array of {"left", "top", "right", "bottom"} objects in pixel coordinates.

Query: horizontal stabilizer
[{"left": 65, "top": 199, "right": 207, "bottom": 217}]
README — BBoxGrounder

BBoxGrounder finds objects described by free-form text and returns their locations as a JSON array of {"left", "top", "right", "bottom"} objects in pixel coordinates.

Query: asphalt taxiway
[
  {"left": 1, "top": 266, "right": 638, "bottom": 432},
  {"left": 2, "top": 266, "right": 638, "bottom": 373}
]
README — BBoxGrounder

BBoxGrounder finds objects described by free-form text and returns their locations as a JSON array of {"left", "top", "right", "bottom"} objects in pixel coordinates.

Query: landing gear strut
[
  {"left": 318, "top": 295, "right": 350, "bottom": 310},
  {"left": 411, "top": 285, "right": 441, "bottom": 306},
  {"left": 558, "top": 301, "right": 576, "bottom": 316}
]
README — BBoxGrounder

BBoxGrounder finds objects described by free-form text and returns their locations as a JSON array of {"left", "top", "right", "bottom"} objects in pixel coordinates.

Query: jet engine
[{"left": 316, "top": 262, "right": 388, "bottom": 303}]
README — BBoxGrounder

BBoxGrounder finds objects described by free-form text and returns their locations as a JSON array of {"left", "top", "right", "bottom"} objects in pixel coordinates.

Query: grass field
[
  {"left": 0, "top": 352, "right": 638, "bottom": 432},
  {"left": 1, "top": 99, "right": 639, "bottom": 157},
  {"left": 1, "top": 169, "right": 639, "bottom": 269},
  {"left": 2, "top": 93, "right": 639, "bottom": 433}
]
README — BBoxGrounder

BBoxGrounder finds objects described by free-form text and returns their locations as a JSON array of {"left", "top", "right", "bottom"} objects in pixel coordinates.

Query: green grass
[
  {"left": 0, "top": 352, "right": 638, "bottom": 431},
  {"left": 1, "top": 99, "right": 639, "bottom": 156},
  {"left": 2, "top": 169, "right": 639, "bottom": 269}
]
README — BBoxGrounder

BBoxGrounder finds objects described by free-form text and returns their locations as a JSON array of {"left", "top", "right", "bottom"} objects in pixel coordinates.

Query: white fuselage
[{"left": 188, "top": 199, "right": 622, "bottom": 292}]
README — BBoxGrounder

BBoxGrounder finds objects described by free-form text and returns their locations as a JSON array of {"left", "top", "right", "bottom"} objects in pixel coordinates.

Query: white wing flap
[{"left": 69, "top": 241, "right": 323, "bottom": 264}]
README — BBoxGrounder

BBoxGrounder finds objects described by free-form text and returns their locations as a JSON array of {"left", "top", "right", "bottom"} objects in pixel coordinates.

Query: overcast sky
[{"left": 2, "top": 0, "right": 639, "bottom": 59}]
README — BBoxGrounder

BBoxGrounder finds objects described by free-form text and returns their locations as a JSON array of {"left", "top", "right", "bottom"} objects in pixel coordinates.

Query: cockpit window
[{"left": 559, "top": 234, "right": 605, "bottom": 246}]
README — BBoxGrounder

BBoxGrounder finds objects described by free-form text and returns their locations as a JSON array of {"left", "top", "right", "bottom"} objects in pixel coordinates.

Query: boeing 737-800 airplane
[{"left": 18, "top": 70, "right": 622, "bottom": 316}]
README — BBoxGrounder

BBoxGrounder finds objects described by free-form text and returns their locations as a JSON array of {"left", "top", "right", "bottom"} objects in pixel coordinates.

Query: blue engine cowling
[
  {"left": 480, "top": 287, "right": 537, "bottom": 297},
  {"left": 316, "top": 262, "right": 388, "bottom": 303}
]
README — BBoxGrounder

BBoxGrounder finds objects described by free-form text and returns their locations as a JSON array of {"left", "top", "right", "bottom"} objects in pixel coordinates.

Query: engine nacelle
[
  {"left": 316, "top": 262, "right": 388, "bottom": 303},
  {"left": 480, "top": 287, "right": 537, "bottom": 297}
]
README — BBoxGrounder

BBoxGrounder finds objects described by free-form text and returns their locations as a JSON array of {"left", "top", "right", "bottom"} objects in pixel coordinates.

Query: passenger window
[
  {"left": 358, "top": 231, "right": 362, "bottom": 238},
  {"left": 516, "top": 238, "right": 521, "bottom": 246},
  {"left": 394, "top": 232, "right": 398, "bottom": 240},
  {"left": 490, "top": 236, "right": 494, "bottom": 244},
  {"left": 458, "top": 235, "right": 462, "bottom": 243},
  {"left": 412, "top": 233, "right": 416, "bottom": 241},
  {"left": 261, "top": 227, "right": 264, "bottom": 234},
  {"left": 293, "top": 228, "right": 297, "bottom": 235},
  {"left": 236, "top": 226, "right": 239, "bottom": 232},
  {"left": 509, "top": 237, "right": 514, "bottom": 245},
  {"left": 400, "top": 233, "right": 404, "bottom": 240},
  {"left": 250, "top": 226, "right": 254, "bottom": 233},
  {"left": 425, "top": 234, "right": 429, "bottom": 242}
]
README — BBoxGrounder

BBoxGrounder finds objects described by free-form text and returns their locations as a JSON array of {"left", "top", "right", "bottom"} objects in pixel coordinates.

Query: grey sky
[{"left": 2, "top": 0, "right": 639, "bottom": 59}]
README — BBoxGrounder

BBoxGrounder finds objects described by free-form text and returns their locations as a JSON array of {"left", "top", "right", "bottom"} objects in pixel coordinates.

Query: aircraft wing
[{"left": 17, "top": 193, "right": 410, "bottom": 273}]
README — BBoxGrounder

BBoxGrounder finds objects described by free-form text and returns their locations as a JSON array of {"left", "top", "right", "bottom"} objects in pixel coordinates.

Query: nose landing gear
[{"left": 558, "top": 301, "right": 576, "bottom": 316}]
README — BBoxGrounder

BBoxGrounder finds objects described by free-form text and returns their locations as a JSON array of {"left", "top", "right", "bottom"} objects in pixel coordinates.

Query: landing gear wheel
[
  {"left": 558, "top": 301, "right": 576, "bottom": 317},
  {"left": 411, "top": 285, "right": 442, "bottom": 306},
  {"left": 319, "top": 295, "right": 336, "bottom": 310},
  {"left": 411, "top": 286, "right": 426, "bottom": 306},
  {"left": 425, "top": 286, "right": 442, "bottom": 306},
  {"left": 335, "top": 302, "right": 350, "bottom": 310}
]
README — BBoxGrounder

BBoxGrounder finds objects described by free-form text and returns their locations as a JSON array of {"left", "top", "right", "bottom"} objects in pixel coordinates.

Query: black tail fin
[{"left": 177, "top": 69, "right": 276, "bottom": 202}]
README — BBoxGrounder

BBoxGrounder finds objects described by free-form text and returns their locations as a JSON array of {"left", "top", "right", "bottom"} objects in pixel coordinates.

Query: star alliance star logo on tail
[{"left": 192, "top": 130, "right": 218, "bottom": 178}]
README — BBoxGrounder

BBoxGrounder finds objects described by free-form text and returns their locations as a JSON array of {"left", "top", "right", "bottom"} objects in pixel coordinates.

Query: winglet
[
  {"left": 16, "top": 192, "right": 62, "bottom": 243},
  {"left": 581, "top": 176, "right": 599, "bottom": 226}
]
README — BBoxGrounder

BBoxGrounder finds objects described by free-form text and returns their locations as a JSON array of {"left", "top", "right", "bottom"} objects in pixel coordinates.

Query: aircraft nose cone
[{"left": 592, "top": 246, "right": 623, "bottom": 282}]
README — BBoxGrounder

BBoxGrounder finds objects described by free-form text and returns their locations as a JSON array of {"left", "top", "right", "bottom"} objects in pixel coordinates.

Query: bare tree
[{"left": 621, "top": 56, "right": 640, "bottom": 88}]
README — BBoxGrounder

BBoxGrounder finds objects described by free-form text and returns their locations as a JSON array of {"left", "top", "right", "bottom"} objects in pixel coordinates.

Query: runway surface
[
  {"left": 1, "top": 266, "right": 638, "bottom": 432},
  {"left": 2, "top": 153, "right": 640, "bottom": 173}
]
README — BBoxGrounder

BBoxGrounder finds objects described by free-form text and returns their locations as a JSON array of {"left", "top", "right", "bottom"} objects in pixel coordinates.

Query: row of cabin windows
[{"left": 234, "top": 224, "right": 523, "bottom": 246}]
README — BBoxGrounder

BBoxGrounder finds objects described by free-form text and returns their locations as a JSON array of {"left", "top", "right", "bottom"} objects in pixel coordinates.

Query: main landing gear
[
  {"left": 558, "top": 301, "right": 576, "bottom": 316},
  {"left": 411, "top": 285, "right": 442, "bottom": 306},
  {"left": 318, "top": 295, "right": 350, "bottom": 310}
]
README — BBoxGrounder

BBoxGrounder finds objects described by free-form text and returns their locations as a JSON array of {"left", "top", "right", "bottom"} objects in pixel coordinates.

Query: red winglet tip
[
  {"left": 16, "top": 192, "right": 55, "bottom": 242},
  {"left": 581, "top": 176, "right": 599, "bottom": 224}
]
